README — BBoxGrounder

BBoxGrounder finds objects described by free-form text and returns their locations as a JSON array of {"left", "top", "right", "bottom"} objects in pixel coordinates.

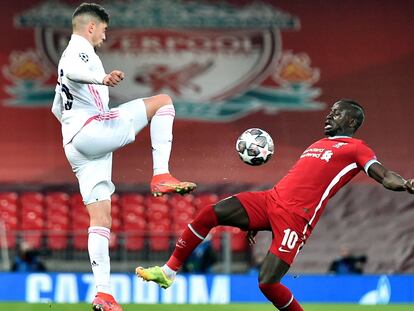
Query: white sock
[
  {"left": 162, "top": 264, "right": 177, "bottom": 280},
  {"left": 88, "top": 226, "right": 111, "bottom": 294},
  {"left": 150, "top": 104, "right": 175, "bottom": 176}
]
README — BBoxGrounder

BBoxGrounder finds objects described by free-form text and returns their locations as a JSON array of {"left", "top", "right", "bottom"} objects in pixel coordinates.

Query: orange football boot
[
  {"left": 92, "top": 292, "right": 122, "bottom": 311},
  {"left": 151, "top": 173, "right": 196, "bottom": 197}
]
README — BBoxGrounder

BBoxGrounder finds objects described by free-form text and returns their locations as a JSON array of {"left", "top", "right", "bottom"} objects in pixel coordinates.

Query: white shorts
[{"left": 65, "top": 99, "right": 148, "bottom": 204}]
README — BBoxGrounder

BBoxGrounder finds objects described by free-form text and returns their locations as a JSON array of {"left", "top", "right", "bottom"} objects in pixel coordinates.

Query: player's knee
[
  {"left": 160, "top": 93, "right": 173, "bottom": 105},
  {"left": 90, "top": 214, "right": 112, "bottom": 229},
  {"left": 144, "top": 94, "right": 174, "bottom": 120},
  {"left": 102, "top": 215, "right": 112, "bottom": 229},
  {"left": 151, "top": 93, "right": 173, "bottom": 107},
  {"left": 259, "top": 270, "right": 278, "bottom": 284}
]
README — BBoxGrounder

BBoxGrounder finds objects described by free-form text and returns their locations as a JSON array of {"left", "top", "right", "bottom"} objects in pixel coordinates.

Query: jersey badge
[{"left": 79, "top": 52, "right": 89, "bottom": 63}]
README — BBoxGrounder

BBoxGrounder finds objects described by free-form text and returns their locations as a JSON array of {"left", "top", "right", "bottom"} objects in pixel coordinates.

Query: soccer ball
[{"left": 236, "top": 128, "right": 274, "bottom": 166}]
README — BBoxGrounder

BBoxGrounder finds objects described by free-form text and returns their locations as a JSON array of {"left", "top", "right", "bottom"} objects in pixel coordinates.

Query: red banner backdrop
[{"left": 0, "top": 0, "right": 413, "bottom": 188}]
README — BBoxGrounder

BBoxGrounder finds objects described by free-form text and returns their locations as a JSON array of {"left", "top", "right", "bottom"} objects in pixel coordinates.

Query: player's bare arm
[
  {"left": 368, "top": 162, "right": 414, "bottom": 193},
  {"left": 103, "top": 70, "right": 125, "bottom": 87}
]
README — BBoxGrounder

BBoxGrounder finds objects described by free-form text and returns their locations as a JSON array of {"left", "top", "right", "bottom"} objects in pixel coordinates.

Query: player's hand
[
  {"left": 103, "top": 70, "right": 125, "bottom": 87},
  {"left": 405, "top": 178, "right": 414, "bottom": 194},
  {"left": 247, "top": 230, "right": 258, "bottom": 246}
]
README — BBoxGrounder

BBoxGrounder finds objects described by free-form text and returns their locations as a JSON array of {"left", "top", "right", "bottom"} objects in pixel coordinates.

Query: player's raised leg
[
  {"left": 143, "top": 94, "right": 196, "bottom": 196},
  {"left": 136, "top": 196, "right": 248, "bottom": 287}
]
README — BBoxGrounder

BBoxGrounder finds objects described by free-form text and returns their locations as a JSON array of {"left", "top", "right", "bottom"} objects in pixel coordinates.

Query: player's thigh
[
  {"left": 214, "top": 196, "right": 250, "bottom": 229},
  {"left": 259, "top": 252, "right": 290, "bottom": 284},
  {"left": 117, "top": 98, "right": 149, "bottom": 134},
  {"left": 64, "top": 143, "right": 115, "bottom": 204},
  {"left": 72, "top": 114, "right": 136, "bottom": 157}
]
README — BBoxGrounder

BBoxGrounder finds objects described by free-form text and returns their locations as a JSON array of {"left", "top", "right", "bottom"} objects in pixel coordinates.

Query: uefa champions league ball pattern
[{"left": 236, "top": 128, "right": 274, "bottom": 166}]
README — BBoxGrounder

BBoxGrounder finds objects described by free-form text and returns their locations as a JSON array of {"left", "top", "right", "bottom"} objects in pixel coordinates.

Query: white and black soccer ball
[{"left": 236, "top": 128, "right": 274, "bottom": 166}]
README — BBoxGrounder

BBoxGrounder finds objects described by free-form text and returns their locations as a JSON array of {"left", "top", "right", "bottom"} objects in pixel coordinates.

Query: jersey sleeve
[
  {"left": 355, "top": 141, "right": 379, "bottom": 174},
  {"left": 62, "top": 50, "right": 106, "bottom": 85}
]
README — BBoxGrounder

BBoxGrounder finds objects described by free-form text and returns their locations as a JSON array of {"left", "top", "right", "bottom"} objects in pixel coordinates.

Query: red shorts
[{"left": 235, "top": 190, "right": 311, "bottom": 265}]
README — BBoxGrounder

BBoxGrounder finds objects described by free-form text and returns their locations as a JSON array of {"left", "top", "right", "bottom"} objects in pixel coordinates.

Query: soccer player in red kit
[{"left": 136, "top": 99, "right": 414, "bottom": 310}]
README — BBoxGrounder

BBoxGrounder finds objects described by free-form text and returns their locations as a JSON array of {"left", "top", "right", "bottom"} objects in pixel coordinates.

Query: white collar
[{"left": 327, "top": 135, "right": 352, "bottom": 139}]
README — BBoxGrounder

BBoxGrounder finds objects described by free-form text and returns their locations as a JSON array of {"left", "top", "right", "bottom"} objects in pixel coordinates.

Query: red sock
[
  {"left": 259, "top": 283, "right": 303, "bottom": 310},
  {"left": 166, "top": 204, "right": 218, "bottom": 271}
]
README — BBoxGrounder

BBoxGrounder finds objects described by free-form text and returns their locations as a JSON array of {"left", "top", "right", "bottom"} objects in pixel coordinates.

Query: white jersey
[{"left": 52, "top": 34, "right": 110, "bottom": 145}]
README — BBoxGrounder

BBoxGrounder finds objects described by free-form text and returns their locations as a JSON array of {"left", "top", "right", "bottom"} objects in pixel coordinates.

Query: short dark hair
[
  {"left": 337, "top": 99, "right": 365, "bottom": 131},
  {"left": 72, "top": 3, "right": 109, "bottom": 24}
]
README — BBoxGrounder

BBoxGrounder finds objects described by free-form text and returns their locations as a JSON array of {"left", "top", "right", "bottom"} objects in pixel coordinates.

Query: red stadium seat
[
  {"left": 47, "top": 232, "right": 69, "bottom": 251},
  {"left": 46, "top": 201, "right": 69, "bottom": 215},
  {"left": 71, "top": 203, "right": 89, "bottom": 250},
  {"left": 150, "top": 210, "right": 170, "bottom": 222},
  {"left": 20, "top": 209, "right": 44, "bottom": 249},
  {"left": 123, "top": 211, "right": 146, "bottom": 227},
  {"left": 145, "top": 195, "right": 169, "bottom": 212},
  {"left": 172, "top": 211, "right": 193, "bottom": 234},
  {"left": 20, "top": 192, "right": 44, "bottom": 205},
  {"left": 45, "top": 192, "right": 70, "bottom": 206},
  {"left": 109, "top": 232, "right": 119, "bottom": 249},
  {"left": 111, "top": 217, "right": 123, "bottom": 233},
  {"left": 70, "top": 193, "right": 84, "bottom": 207},
  {"left": 21, "top": 232, "right": 43, "bottom": 249},
  {"left": 123, "top": 214, "right": 146, "bottom": 251},
  {"left": 72, "top": 232, "right": 88, "bottom": 250},
  {"left": 193, "top": 193, "right": 219, "bottom": 211},
  {"left": 21, "top": 211, "right": 44, "bottom": 229},
  {"left": 47, "top": 211, "right": 69, "bottom": 229},
  {"left": 120, "top": 193, "right": 145, "bottom": 205},
  {"left": 111, "top": 203, "right": 121, "bottom": 217},
  {"left": 229, "top": 227, "right": 248, "bottom": 252},
  {"left": 124, "top": 232, "right": 145, "bottom": 251},
  {"left": 111, "top": 193, "right": 120, "bottom": 205},
  {"left": 0, "top": 192, "right": 18, "bottom": 204},
  {"left": 21, "top": 204, "right": 44, "bottom": 221},
  {"left": 148, "top": 220, "right": 171, "bottom": 251},
  {"left": 47, "top": 221, "right": 69, "bottom": 251},
  {"left": 0, "top": 192, "right": 18, "bottom": 214},
  {"left": 0, "top": 201, "right": 17, "bottom": 216},
  {"left": 169, "top": 194, "right": 194, "bottom": 210},
  {"left": 122, "top": 203, "right": 145, "bottom": 216}
]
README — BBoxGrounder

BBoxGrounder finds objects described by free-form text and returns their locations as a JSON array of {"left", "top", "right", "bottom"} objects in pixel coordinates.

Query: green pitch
[{"left": 1, "top": 303, "right": 413, "bottom": 311}]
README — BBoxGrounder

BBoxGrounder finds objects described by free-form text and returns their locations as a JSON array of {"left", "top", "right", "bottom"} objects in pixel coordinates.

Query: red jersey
[{"left": 272, "top": 136, "right": 378, "bottom": 227}]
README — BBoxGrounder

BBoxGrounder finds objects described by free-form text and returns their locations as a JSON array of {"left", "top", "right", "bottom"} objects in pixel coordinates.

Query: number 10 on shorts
[{"left": 281, "top": 228, "right": 299, "bottom": 250}]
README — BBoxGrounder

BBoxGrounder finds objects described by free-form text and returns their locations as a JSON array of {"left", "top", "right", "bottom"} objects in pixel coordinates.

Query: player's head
[
  {"left": 72, "top": 3, "right": 109, "bottom": 49},
  {"left": 324, "top": 99, "right": 365, "bottom": 137}
]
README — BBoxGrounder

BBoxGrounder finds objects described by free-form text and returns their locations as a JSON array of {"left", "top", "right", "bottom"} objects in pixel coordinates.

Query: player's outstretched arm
[{"left": 368, "top": 162, "right": 414, "bottom": 194}]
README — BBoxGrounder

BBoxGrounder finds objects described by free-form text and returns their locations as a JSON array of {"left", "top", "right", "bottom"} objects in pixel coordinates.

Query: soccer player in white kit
[{"left": 51, "top": 3, "right": 196, "bottom": 311}]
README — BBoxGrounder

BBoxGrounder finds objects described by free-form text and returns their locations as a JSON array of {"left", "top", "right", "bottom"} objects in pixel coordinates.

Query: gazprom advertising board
[{"left": 0, "top": 273, "right": 413, "bottom": 304}]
